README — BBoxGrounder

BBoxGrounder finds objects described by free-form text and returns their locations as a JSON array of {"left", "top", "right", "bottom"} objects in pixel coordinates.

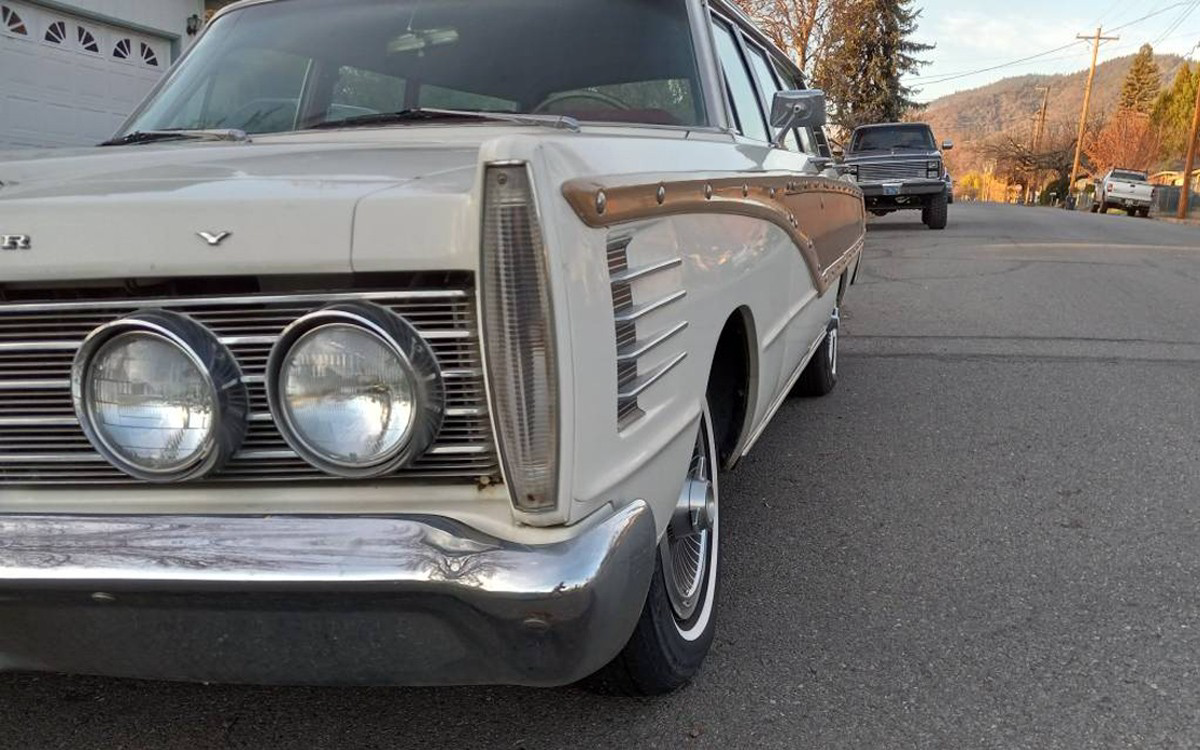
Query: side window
[
  {"left": 744, "top": 42, "right": 800, "bottom": 152},
  {"left": 710, "top": 18, "right": 769, "bottom": 142}
]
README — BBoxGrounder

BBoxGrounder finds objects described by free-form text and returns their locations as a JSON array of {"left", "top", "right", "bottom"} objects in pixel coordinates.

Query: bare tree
[
  {"left": 732, "top": 0, "right": 843, "bottom": 76},
  {"left": 977, "top": 119, "right": 1093, "bottom": 184},
  {"left": 1083, "top": 112, "right": 1162, "bottom": 175}
]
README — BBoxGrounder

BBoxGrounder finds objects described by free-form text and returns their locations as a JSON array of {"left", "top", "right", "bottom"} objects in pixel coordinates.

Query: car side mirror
[
  {"left": 942, "top": 140, "right": 954, "bottom": 151},
  {"left": 770, "top": 89, "right": 826, "bottom": 147}
]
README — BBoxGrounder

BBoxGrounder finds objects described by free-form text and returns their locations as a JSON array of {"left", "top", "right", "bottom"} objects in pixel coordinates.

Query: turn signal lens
[{"left": 481, "top": 164, "right": 560, "bottom": 513}]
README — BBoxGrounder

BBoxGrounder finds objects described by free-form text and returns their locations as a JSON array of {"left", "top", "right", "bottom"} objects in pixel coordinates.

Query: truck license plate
[{"left": 883, "top": 182, "right": 902, "bottom": 196}]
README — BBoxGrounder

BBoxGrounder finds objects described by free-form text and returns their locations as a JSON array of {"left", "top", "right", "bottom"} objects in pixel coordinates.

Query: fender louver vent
[{"left": 606, "top": 236, "right": 687, "bottom": 430}]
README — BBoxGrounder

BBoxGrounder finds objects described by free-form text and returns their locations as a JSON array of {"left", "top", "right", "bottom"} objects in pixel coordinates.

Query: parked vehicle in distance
[
  {"left": 841, "top": 122, "right": 953, "bottom": 229},
  {"left": 1090, "top": 168, "right": 1154, "bottom": 217},
  {"left": 0, "top": 0, "right": 865, "bottom": 695}
]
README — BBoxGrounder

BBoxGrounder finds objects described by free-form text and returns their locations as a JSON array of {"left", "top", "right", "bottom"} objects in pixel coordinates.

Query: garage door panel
[{"left": 0, "top": 0, "right": 173, "bottom": 149}]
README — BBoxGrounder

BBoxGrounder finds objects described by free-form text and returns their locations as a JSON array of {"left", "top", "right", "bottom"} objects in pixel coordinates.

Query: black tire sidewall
[
  {"left": 591, "top": 405, "right": 721, "bottom": 695},
  {"left": 926, "top": 192, "right": 948, "bottom": 230}
]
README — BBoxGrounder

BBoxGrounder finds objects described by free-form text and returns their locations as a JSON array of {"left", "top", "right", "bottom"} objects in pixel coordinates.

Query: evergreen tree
[
  {"left": 814, "top": 0, "right": 933, "bottom": 130},
  {"left": 1151, "top": 62, "right": 1199, "bottom": 161},
  {"left": 1118, "top": 44, "right": 1161, "bottom": 114}
]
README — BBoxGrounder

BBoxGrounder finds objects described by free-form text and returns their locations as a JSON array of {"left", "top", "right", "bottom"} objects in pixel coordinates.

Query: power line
[
  {"left": 1095, "top": 0, "right": 1128, "bottom": 27},
  {"left": 1108, "top": 1, "right": 1195, "bottom": 32},
  {"left": 906, "top": 1, "right": 1198, "bottom": 88},
  {"left": 1150, "top": 0, "right": 1200, "bottom": 45},
  {"left": 906, "top": 41, "right": 1087, "bottom": 84}
]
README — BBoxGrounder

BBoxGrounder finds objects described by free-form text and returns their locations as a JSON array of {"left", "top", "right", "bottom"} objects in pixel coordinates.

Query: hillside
[{"left": 919, "top": 54, "right": 1185, "bottom": 175}]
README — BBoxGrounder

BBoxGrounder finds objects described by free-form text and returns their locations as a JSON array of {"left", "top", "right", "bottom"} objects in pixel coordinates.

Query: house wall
[
  {"left": 0, "top": 0, "right": 205, "bottom": 149},
  {"left": 30, "top": 0, "right": 202, "bottom": 52}
]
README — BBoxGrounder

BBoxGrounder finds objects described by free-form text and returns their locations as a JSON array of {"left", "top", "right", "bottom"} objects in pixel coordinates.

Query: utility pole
[
  {"left": 1179, "top": 61, "right": 1200, "bottom": 217},
  {"left": 1027, "top": 114, "right": 1040, "bottom": 204},
  {"left": 1069, "top": 28, "right": 1118, "bottom": 209},
  {"left": 1032, "top": 86, "right": 1050, "bottom": 205}
]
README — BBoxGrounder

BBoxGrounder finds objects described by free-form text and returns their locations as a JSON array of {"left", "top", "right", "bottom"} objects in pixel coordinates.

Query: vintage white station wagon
[{"left": 0, "top": 0, "right": 864, "bottom": 694}]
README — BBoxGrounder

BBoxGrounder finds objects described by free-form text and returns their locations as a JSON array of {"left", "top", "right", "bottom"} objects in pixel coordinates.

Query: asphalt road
[{"left": 4, "top": 202, "right": 1200, "bottom": 749}]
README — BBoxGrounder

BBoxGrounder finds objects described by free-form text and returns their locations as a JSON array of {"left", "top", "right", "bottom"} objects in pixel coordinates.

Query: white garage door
[{"left": 0, "top": 1, "right": 170, "bottom": 149}]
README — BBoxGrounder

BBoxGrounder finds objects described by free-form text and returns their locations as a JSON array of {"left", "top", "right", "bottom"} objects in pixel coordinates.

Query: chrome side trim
[
  {"left": 613, "top": 290, "right": 687, "bottom": 324},
  {"left": 609, "top": 257, "right": 683, "bottom": 284},
  {"left": 617, "top": 321, "right": 689, "bottom": 363},
  {"left": 618, "top": 352, "right": 689, "bottom": 400}
]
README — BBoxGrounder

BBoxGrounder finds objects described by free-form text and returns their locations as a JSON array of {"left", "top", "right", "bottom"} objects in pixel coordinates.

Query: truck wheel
[
  {"left": 794, "top": 307, "right": 839, "bottom": 397},
  {"left": 1099, "top": 201, "right": 1109, "bottom": 214},
  {"left": 1139, "top": 207, "right": 1150, "bottom": 218},
  {"left": 924, "top": 192, "right": 948, "bottom": 230},
  {"left": 1126, "top": 207, "right": 1137, "bottom": 217},
  {"left": 590, "top": 402, "right": 720, "bottom": 695}
]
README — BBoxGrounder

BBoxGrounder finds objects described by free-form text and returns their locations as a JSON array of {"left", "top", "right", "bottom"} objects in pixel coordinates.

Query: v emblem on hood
[{"left": 197, "top": 231, "right": 232, "bottom": 246}]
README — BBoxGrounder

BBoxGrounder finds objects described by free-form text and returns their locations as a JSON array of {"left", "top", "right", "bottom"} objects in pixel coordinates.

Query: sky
[{"left": 907, "top": 0, "right": 1200, "bottom": 102}]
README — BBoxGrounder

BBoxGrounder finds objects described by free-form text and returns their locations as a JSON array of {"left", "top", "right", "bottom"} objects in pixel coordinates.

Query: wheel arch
[{"left": 704, "top": 306, "right": 759, "bottom": 472}]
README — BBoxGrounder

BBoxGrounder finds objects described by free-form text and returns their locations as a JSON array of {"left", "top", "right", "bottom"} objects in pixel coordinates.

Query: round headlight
[
  {"left": 72, "top": 311, "right": 248, "bottom": 481},
  {"left": 267, "top": 303, "right": 444, "bottom": 477}
]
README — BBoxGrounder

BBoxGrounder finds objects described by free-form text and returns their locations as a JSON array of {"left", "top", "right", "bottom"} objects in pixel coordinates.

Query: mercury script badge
[
  {"left": 0, "top": 234, "right": 31, "bottom": 251},
  {"left": 197, "top": 231, "right": 232, "bottom": 247}
]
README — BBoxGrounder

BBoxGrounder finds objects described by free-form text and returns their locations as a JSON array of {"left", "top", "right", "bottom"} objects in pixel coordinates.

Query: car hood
[{"left": 0, "top": 133, "right": 483, "bottom": 282}]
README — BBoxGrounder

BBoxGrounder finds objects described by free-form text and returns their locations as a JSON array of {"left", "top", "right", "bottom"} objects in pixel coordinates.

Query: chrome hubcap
[{"left": 662, "top": 417, "right": 716, "bottom": 623}]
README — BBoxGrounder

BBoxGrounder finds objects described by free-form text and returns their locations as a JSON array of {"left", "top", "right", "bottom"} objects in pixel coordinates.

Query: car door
[
  {"left": 707, "top": 14, "right": 791, "bottom": 402},
  {"left": 731, "top": 23, "right": 833, "bottom": 384}
]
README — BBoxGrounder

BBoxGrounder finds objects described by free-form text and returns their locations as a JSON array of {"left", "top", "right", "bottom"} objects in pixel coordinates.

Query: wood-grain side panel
[{"left": 562, "top": 173, "right": 865, "bottom": 294}]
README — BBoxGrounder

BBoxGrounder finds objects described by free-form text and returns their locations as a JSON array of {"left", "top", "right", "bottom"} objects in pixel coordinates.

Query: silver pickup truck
[{"left": 1091, "top": 168, "right": 1154, "bottom": 217}]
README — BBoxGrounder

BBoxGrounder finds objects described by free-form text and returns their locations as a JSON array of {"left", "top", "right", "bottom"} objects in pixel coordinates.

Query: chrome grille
[
  {"left": 854, "top": 161, "right": 929, "bottom": 182},
  {"left": 0, "top": 289, "right": 497, "bottom": 485}
]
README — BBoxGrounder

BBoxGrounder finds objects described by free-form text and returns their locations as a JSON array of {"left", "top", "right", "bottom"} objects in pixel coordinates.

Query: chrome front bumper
[{"left": 0, "top": 501, "right": 656, "bottom": 686}]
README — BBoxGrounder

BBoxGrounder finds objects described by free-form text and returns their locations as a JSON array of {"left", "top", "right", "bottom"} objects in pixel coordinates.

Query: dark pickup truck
[{"left": 842, "top": 122, "right": 953, "bottom": 230}]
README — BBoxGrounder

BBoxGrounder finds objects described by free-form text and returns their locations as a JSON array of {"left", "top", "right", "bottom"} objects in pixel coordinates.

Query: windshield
[
  {"left": 1110, "top": 170, "right": 1148, "bottom": 182},
  {"left": 122, "top": 0, "right": 705, "bottom": 136},
  {"left": 849, "top": 125, "right": 936, "bottom": 153}
]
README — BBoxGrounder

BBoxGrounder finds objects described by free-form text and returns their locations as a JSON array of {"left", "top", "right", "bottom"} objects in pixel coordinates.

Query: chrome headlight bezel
[
  {"left": 265, "top": 302, "right": 445, "bottom": 478},
  {"left": 71, "top": 310, "right": 248, "bottom": 482}
]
